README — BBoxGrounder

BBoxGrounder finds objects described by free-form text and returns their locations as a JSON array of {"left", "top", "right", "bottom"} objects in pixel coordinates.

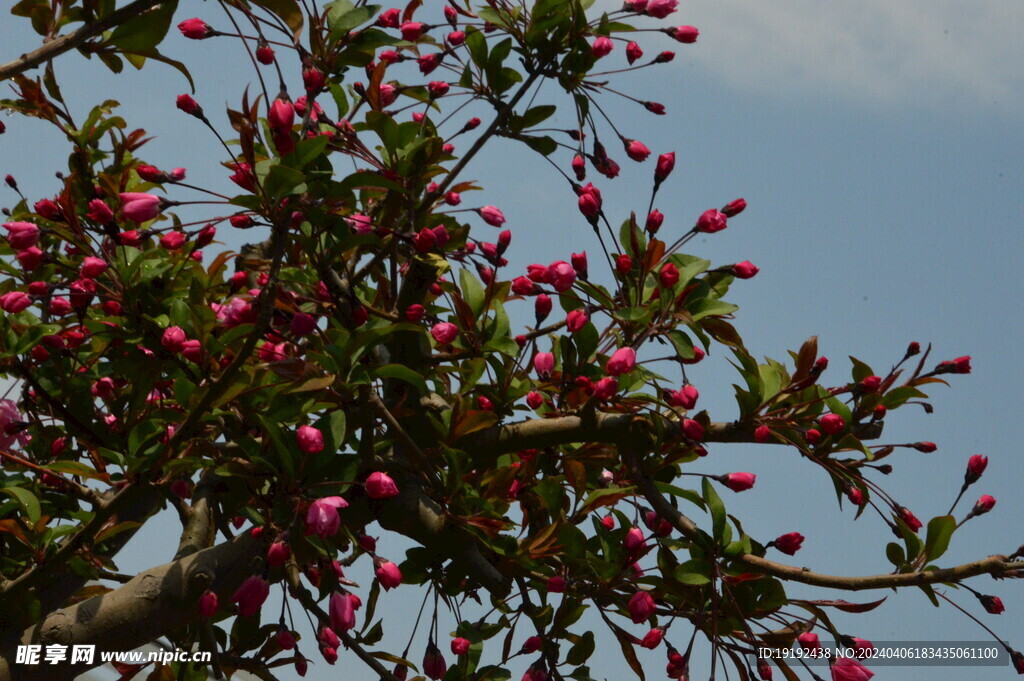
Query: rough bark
[{"left": 0, "top": 533, "right": 259, "bottom": 681}]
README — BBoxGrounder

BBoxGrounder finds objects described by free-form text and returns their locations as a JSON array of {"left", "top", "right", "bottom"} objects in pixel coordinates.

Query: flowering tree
[{"left": 0, "top": 2, "right": 1020, "bottom": 681}]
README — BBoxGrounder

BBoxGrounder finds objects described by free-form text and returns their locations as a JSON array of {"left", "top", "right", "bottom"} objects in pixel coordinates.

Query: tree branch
[
  {"left": 0, "top": 533, "right": 259, "bottom": 681},
  {"left": 625, "top": 438, "right": 1024, "bottom": 592},
  {"left": 455, "top": 411, "right": 883, "bottom": 457},
  {"left": 0, "top": 0, "right": 172, "bottom": 82}
]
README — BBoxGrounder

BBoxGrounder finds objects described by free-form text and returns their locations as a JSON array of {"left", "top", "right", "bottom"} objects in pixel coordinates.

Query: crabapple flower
[{"left": 305, "top": 496, "right": 348, "bottom": 537}]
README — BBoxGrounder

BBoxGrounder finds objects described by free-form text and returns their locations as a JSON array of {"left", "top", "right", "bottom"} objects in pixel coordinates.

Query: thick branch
[
  {"left": 455, "top": 412, "right": 883, "bottom": 456},
  {"left": 0, "top": 0, "right": 172, "bottom": 81},
  {"left": 0, "top": 533, "right": 259, "bottom": 681}
]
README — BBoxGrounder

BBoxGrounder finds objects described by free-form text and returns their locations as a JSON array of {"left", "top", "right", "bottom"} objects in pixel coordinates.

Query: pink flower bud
[
  {"left": 571, "top": 154, "right": 586, "bottom": 180},
  {"left": 401, "top": 21, "right": 426, "bottom": 41},
  {"left": 819, "top": 413, "right": 845, "bottom": 435},
  {"left": 366, "top": 471, "right": 399, "bottom": 499},
  {"left": 198, "top": 590, "right": 218, "bottom": 617},
  {"left": 566, "top": 308, "right": 589, "bottom": 333},
  {"left": 480, "top": 205, "right": 506, "bottom": 226},
  {"left": 659, "top": 263, "right": 679, "bottom": 287},
  {"left": 523, "top": 635, "right": 543, "bottom": 653},
  {"left": 972, "top": 494, "right": 996, "bottom": 516},
  {"left": 176, "top": 94, "right": 202, "bottom": 116},
  {"left": 754, "top": 425, "right": 771, "bottom": 442},
  {"left": 302, "top": 66, "right": 326, "bottom": 93},
  {"left": 628, "top": 590, "right": 656, "bottom": 623},
  {"left": 978, "top": 594, "right": 1004, "bottom": 614},
  {"left": 645, "top": 0, "right": 678, "bottom": 18},
  {"left": 912, "top": 441, "right": 937, "bottom": 453},
  {"left": 329, "top": 591, "right": 357, "bottom": 632},
  {"left": 625, "top": 139, "right": 651, "bottom": 162},
  {"left": 897, "top": 506, "right": 922, "bottom": 532},
  {"left": 256, "top": 43, "right": 275, "bottom": 64},
  {"left": 965, "top": 454, "right": 988, "bottom": 484},
  {"left": 0, "top": 291, "right": 32, "bottom": 313},
  {"left": 295, "top": 425, "right": 325, "bottom": 454},
  {"left": 626, "top": 41, "right": 644, "bottom": 64},
  {"left": 732, "top": 261, "right": 759, "bottom": 279},
  {"left": 423, "top": 643, "right": 447, "bottom": 680},
  {"left": 859, "top": 375, "right": 882, "bottom": 392},
  {"left": 571, "top": 251, "right": 588, "bottom": 279},
  {"left": 451, "top": 637, "right": 471, "bottom": 656},
  {"left": 431, "top": 321, "right": 459, "bottom": 345},
  {"left": 645, "top": 209, "right": 664, "bottom": 234},
  {"left": 161, "top": 326, "right": 187, "bottom": 352},
  {"left": 268, "top": 98, "right": 295, "bottom": 131},
  {"left": 606, "top": 347, "right": 636, "bottom": 376},
  {"left": 534, "top": 352, "right": 555, "bottom": 378},
  {"left": 535, "top": 294, "right": 552, "bottom": 323},
  {"left": 3, "top": 222, "right": 40, "bottom": 249},
  {"left": 723, "top": 472, "right": 756, "bottom": 492},
  {"left": 640, "top": 628, "right": 664, "bottom": 649},
  {"left": 375, "top": 560, "right": 403, "bottom": 590},
  {"left": 268, "top": 540, "right": 290, "bottom": 566},
  {"left": 722, "top": 198, "right": 747, "bottom": 217},
  {"left": 594, "top": 377, "right": 618, "bottom": 401},
  {"left": 448, "top": 30, "right": 466, "bottom": 45},
  {"left": 591, "top": 36, "right": 614, "bottom": 58},
  {"left": 668, "top": 25, "right": 699, "bottom": 43},
  {"left": 546, "top": 260, "right": 577, "bottom": 292},
  {"left": 231, "top": 575, "right": 270, "bottom": 617},
  {"left": 120, "top": 192, "right": 162, "bottom": 223},
  {"left": 615, "top": 253, "right": 632, "bottom": 275},
  {"left": 377, "top": 8, "right": 400, "bottom": 27},
  {"left": 695, "top": 208, "right": 728, "bottom": 233},
  {"left": 774, "top": 532, "right": 804, "bottom": 555},
  {"left": 654, "top": 152, "right": 675, "bottom": 182},
  {"left": 178, "top": 18, "right": 214, "bottom": 39},
  {"left": 181, "top": 339, "right": 202, "bottom": 363},
  {"left": 305, "top": 496, "right": 347, "bottom": 538},
  {"left": 797, "top": 632, "right": 821, "bottom": 652}
]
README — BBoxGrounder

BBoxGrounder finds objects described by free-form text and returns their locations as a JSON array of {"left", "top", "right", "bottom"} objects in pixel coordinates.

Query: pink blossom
[
  {"left": 723, "top": 472, "right": 756, "bottom": 492},
  {"left": 3, "top": 222, "right": 40, "bottom": 249},
  {"left": 831, "top": 657, "right": 874, "bottom": 681},
  {"left": 306, "top": 496, "right": 348, "bottom": 537},
  {"left": 534, "top": 352, "right": 555, "bottom": 378},
  {"left": 591, "top": 36, "right": 614, "bottom": 58},
  {"left": 296, "top": 425, "right": 324, "bottom": 454},
  {"left": 231, "top": 576, "right": 270, "bottom": 617},
  {"left": 645, "top": 0, "right": 679, "bottom": 18},
  {"left": 546, "top": 260, "right": 577, "bottom": 292},
  {"left": 161, "top": 326, "right": 187, "bottom": 352},
  {"left": 431, "top": 321, "right": 459, "bottom": 345},
  {"left": 628, "top": 590, "right": 656, "bottom": 623},
  {"left": 606, "top": 347, "right": 636, "bottom": 376},
  {"left": 365, "top": 471, "right": 399, "bottom": 499},
  {"left": 375, "top": 560, "right": 403, "bottom": 590},
  {"left": 329, "top": 591, "right": 357, "bottom": 632},
  {"left": 120, "top": 193, "right": 162, "bottom": 223},
  {"left": 480, "top": 205, "right": 506, "bottom": 226},
  {"left": 178, "top": 18, "right": 213, "bottom": 39}
]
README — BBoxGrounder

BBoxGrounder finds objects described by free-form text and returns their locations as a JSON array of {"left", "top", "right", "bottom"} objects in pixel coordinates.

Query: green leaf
[
  {"left": 264, "top": 164, "right": 306, "bottom": 198},
  {"left": 373, "top": 364, "right": 428, "bottom": 394},
  {"left": 521, "top": 135, "right": 556, "bottom": 156},
  {"left": 109, "top": 0, "right": 178, "bottom": 52},
  {"left": 252, "top": 0, "right": 304, "bottom": 36},
  {"left": 566, "top": 631, "right": 595, "bottom": 665},
  {"left": 674, "top": 559, "right": 712, "bottom": 585},
  {"left": 519, "top": 105, "right": 557, "bottom": 129},
  {"left": 459, "top": 268, "right": 486, "bottom": 316},
  {"left": 702, "top": 477, "right": 726, "bottom": 542},
  {"left": 312, "top": 410, "right": 347, "bottom": 455},
  {"left": 885, "top": 541, "right": 906, "bottom": 567},
  {"left": 923, "top": 515, "right": 956, "bottom": 562},
  {"left": 325, "top": 0, "right": 377, "bottom": 34},
  {"left": 2, "top": 486, "right": 41, "bottom": 523}
]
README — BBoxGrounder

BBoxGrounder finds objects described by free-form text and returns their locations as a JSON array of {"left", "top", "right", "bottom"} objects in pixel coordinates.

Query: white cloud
[{"left": 674, "top": 1, "right": 1024, "bottom": 112}]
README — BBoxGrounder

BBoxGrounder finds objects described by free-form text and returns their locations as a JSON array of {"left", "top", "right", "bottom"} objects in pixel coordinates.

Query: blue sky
[{"left": 1, "top": 1, "right": 1022, "bottom": 680}]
